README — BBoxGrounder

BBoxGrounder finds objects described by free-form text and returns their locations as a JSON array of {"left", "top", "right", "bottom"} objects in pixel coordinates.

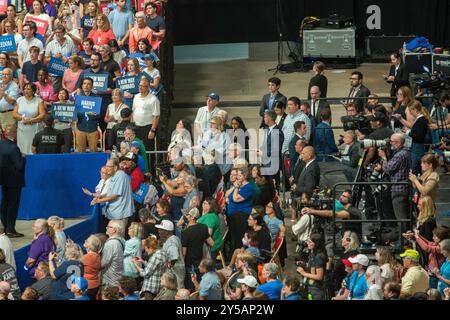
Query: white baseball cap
[
  {"left": 155, "top": 220, "right": 174, "bottom": 232},
  {"left": 348, "top": 254, "right": 369, "bottom": 267},
  {"left": 237, "top": 275, "right": 258, "bottom": 288}
]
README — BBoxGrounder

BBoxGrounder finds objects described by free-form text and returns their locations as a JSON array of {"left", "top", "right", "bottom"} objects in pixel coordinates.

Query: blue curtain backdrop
[
  {"left": 0, "top": 153, "right": 109, "bottom": 220},
  {"left": 14, "top": 205, "right": 101, "bottom": 290}
]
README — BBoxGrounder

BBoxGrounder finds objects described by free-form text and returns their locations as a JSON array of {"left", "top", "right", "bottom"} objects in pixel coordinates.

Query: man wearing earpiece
[{"left": 301, "top": 189, "right": 362, "bottom": 258}]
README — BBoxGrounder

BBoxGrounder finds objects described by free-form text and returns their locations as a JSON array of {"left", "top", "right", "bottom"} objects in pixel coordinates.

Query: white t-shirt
[
  {"left": 132, "top": 93, "right": 160, "bottom": 126},
  {"left": 17, "top": 37, "right": 45, "bottom": 63},
  {"left": 106, "top": 103, "right": 128, "bottom": 129}
]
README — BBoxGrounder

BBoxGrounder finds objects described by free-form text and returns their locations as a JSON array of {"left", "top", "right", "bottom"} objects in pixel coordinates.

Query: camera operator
[
  {"left": 429, "top": 92, "right": 449, "bottom": 148},
  {"left": 359, "top": 111, "right": 394, "bottom": 218},
  {"left": 301, "top": 190, "right": 362, "bottom": 259},
  {"left": 378, "top": 133, "right": 412, "bottom": 245},
  {"left": 364, "top": 94, "right": 379, "bottom": 115},
  {"left": 333, "top": 131, "right": 361, "bottom": 182}
]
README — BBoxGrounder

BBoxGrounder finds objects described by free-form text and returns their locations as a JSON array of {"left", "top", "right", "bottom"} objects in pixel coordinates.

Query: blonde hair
[
  {"left": 376, "top": 246, "right": 398, "bottom": 270},
  {"left": 35, "top": 219, "right": 55, "bottom": 244},
  {"left": 85, "top": 234, "right": 102, "bottom": 253},
  {"left": 418, "top": 196, "right": 436, "bottom": 225},
  {"left": 344, "top": 130, "right": 356, "bottom": 142},
  {"left": 69, "top": 55, "right": 84, "bottom": 69},
  {"left": 343, "top": 230, "right": 360, "bottom": 253},
  {"left": 407, "top": 100, "right": 432, "bottom": 124},
  {"left": 111, "top": 88, "right": 124, "bottom": 101},
  {"left": 93, "top": 13, "right": 111, "bottom": 31},
  {"left": 211, "top": 116, "right": 224, "bottom": 132},
  {"left": 47, "top": 216, "right": 65, "bottom": 230},
  {"left": 395, "top": 86, "right": 414, "bottom": 111},
  {"left": 65, "top": 242, "right": 84, "bottom": 262},
  {"left": 143, "top": 236, "right": 159, "bottom": 250},
  {"left": 128, "top": 222, "right": 143, "bottom": 239},
  {"left": 236, "top": 252, "right": 254, "bottom": 264}
]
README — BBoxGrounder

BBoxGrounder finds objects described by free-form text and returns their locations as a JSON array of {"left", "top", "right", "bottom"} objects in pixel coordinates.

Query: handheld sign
[
  {"left": 0, "top": 0, "right": 7, "bottom": 13},
  {"left": 137, "top": 0, "right": 145, "bottom": 12},
  {"left": 75, "top": 95, "right": 102, "bottom": 114},
  {"left": 51, "top": 103, "right": 77, "bottom": 122},
  {"left": 0, "top": 35, "right": 16, "bottom": 52},
  {"left": 48, "top": 57, "right": 69, "bottom": 77},
  {"left": 84, "top": 73, "right": 109, "bottom": 93},
  {"left": 116, "top": 75, "right": 139, "bottom": 94},
  {"left": 150, "top": 40, "right": 161, "bottom": 51},
  {"left": 24, "top": 15, "right": 49, "bottom": 37}
]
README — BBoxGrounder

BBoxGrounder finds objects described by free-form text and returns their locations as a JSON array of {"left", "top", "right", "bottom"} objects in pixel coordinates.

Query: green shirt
[
  {"left": 133, "top": 137, "right": 149, "bottom": 173},
  {"left": 198, "top": 212, "right": 223, "bottom": 253},
  {"left": 250, "top": 180, "right": 261, "bottom": 204}
]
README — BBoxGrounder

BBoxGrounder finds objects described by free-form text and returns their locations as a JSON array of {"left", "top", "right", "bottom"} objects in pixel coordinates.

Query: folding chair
[
  {"left": 216, "top": 228, "right": 228, "bottom": 269},
  {"left": 270, "top": 232, "right": 284, "bottom": 279}
]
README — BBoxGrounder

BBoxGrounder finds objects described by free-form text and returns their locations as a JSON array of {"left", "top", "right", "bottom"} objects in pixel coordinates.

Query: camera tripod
[{"left": 267, "top": 0, "right": 306, "bottom": 74}]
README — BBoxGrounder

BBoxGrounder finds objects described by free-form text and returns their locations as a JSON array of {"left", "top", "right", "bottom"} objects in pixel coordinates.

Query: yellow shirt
[{"left": 401, "top": 266, "right": 429, "bottom": 296}]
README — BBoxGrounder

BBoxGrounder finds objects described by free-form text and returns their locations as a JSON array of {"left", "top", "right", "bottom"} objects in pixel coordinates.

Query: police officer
[{"left": 32, "top": 115, "right": 65, "bottom": 154}]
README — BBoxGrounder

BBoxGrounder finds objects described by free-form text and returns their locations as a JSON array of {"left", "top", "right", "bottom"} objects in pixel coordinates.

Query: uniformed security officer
[{"left": 32, "top": 115, "right": 65, "bottom": 154}]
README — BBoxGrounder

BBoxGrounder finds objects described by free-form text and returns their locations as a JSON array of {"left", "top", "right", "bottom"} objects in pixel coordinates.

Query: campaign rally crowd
[{"left": 0, "top": 0, "right": 450, "bottom": 301}]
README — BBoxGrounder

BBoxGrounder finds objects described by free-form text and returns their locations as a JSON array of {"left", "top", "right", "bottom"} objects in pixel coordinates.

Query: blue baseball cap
[
  {"left": 131, "top": 141, "right": 141, "bottom": 149},
  {"left": 71, "top": 276, "right": 88, "bottom": 291},
  {"left": 143, "top": 53, "right": 155, "bottom": 60},
  {"left": 207, "top": 92, "right": 220, "bottom": 101}
]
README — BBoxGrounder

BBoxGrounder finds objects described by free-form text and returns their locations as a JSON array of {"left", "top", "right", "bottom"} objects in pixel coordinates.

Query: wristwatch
[{"left": 150, "top": 127, "right": 157, "bottom": 133}]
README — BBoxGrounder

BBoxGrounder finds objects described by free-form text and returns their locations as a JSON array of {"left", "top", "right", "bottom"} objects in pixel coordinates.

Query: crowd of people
[{"left": 0, "top": 1, "right": 450, "bottom": 302}]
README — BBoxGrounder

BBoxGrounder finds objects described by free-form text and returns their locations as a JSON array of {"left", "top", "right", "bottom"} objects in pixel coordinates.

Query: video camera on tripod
[
  {"left": 341, "top": 115, "right": 373, "bottom": 135},
  {"left": 414, "top": 67, "right": 449, "bottom": 93},
  {"left": 295, "top": 187, "right": 334, "bottom": 212}
]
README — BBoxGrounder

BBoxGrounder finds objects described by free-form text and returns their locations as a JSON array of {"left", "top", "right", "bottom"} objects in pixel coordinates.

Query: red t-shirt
[{"left": 87, "top": 29, "right": 116, "bottom": 46}]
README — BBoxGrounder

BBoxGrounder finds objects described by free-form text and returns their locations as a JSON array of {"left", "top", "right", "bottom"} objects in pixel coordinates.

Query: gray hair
[
  {"left": 35, "top": 219, "right": 50, "bottom": 234},
  {"left": 184, "top": 175, "right": 197, "bottom": 187},
  {"left": 366, "top": 265, "right": 382, "bottom": 287},
  {"left": 177, "top": 288, "right": 190, "bottom": 300},
  {"left": 100, "top": 44, "right": 111, "bottom": 54},
  {"left": 120, "top": 141, "right": 131, "bottom": 151},
  {"left": 217, "top": 110, "right": 228, "bottom": 122},
  {"left": 109, "top": 220, "right": 124, "bottom": 237},
  {"left": 440, "top": 239, "right": 450, "bottom": 253},
  {"left": 263, "top": 262, "right": 279, "bottom": 279},
  {"left": 264, "top": 110, "right": 277, "bottom": 122},
  {"left": 135, "top": 11, "right": 145, "bottom": 19},
  {"left": 0, "top": 281, "right": 11, "bottom": 294},
  {"left": 86, "top": 235, "right": 102, "bottom": 253},
  {"left": 392, "top": 132, "right": 405, "bottom": 145}
]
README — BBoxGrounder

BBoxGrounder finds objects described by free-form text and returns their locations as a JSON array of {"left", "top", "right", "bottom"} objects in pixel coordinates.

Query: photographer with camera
[
  {"left": 379, "top": 133, "right": 412, "bottom": 245},
  {"left": 301, "top": 190, "right": 362, "bottom": 257},
  {"left": 333, "top": 131, "right": 361, "bottom": 182}
]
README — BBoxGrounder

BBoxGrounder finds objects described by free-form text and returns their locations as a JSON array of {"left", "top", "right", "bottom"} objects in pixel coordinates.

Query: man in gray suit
[{"left": 259, "top": 77, "right": 287, "bottom": 128}]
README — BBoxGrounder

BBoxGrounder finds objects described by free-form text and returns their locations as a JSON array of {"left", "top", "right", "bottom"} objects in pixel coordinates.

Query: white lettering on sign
[
  {"left": 0, "top": 40, "right": 13, "bottom": 48},
  {"left": 82, "top": 100, "right": 96, "bottom": 109},
  {"left": 366, "top": 5, "right": 381, "bottom": 30}
]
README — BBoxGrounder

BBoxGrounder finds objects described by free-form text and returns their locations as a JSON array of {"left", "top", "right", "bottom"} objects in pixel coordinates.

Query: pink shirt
[
  {"left": 63, "top": 69, "right": 82, "bottom": 94},
  {"left": 34, "top": 81, "right": 58, "bottom": 104}
]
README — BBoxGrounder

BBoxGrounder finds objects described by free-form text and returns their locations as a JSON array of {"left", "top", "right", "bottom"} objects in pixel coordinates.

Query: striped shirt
[
  {"left": 140, "top": 249, "right": 166, "bottom": 294},
  {"left": 382, "top": 147, "right": 411, "bottom": 193}
]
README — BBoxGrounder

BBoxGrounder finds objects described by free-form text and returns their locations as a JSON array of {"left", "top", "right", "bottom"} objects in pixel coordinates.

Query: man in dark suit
[
  {"left": 0, "top": 125, "right": 25, "bottom": 238},
  {"left": 309, "top": 85, "right": 330, "bottom": 126},
  {"left": 315, "top": 108, "right": 338, "bottom": 162},
  {"left": 288, "top": 121, "right": 307, "bottom": 177},
  {"left": 346, "top": 71, "right": 371, "bottom": 113},
  {"left": 289, "top": 139, "right": 308, "bottom": 186},
  {"left": 385, "top": 52, "right": 409, "bottom": 99},
  {"left": 259, "top": 110, "right": 284, "bottom": 181},
  {"left": 292, "top": 146, "right": 320, "bottom": 198},
  {"left": 259, "top": 77, "right": 287, "bottom": 128}
]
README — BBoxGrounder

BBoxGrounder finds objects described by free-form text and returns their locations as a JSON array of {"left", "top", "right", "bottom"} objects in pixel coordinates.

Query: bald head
[
  {"left": 310, "top": 86, "right": 321, "bottom": 100},
  {"left": 301, "top": 146, "right": 315, "bottom": 162},
  {"left": 175, "top": 288, "right": 190, "bottom": 300}
]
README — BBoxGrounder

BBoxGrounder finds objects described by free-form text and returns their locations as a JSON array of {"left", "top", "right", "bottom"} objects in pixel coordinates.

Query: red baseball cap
[{"left": 342, "top": 258, "right": 353, "bottom": 267}]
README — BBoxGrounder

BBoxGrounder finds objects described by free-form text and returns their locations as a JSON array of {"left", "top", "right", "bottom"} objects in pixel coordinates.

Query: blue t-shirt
[
  {"left": 80, "top": 15, "right": 96, "bottom": 39},
  {"left": 263, "top": 215, "right": 283, "bottom": 240},
  {"left": 73, "top": 295, "right": 90, "bottom": 300},
  {"left": 348, "top": 271, "right": 368, "bottom": 299},
  {"left": 227, "top": 183, "right": 254, "bottom": 216},
  {"left": 108, "top": 9, "right": 134, "bottom": 41},
  {"left": 257, "top": 279, "right": 283, "bottom": 300},
  {"left": 22, "top": 60, "right": 46, "bottom": 84},
  {"left": 199, "top": 272, "right": 222, "bottom": 300},
  {"left": 285, "top": 293, "right": 301, "bottom": 300},
  {"left": 438, "top": 257, "right": 450, "bottom": 295},
  {"left": 51, "top": 260, "right": 84, "bottom": 300},
  {"left": 123, "top": 293, "right": 140, "bottom": 300}
]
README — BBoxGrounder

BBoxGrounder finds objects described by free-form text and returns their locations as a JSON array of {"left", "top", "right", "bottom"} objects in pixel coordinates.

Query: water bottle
[{"left": 403, "top": 42, "right": 407, "bottom": 53}]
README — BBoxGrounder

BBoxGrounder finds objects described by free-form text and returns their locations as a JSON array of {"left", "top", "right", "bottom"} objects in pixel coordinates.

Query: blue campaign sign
[
  {"left": 51, "top": 103, "right": 77, "bottom": 122},
  {"left": 75, "top": 95, "right": 102, "bottom": 114},
  {"left": 0, "top": 35, "right": 16, "bottom": 52},
  {"left": 116, "top": 75, "right": 139, "bottom": 94},
  {"left": 84, "top": 73, "right": 109, "bottom": 92},
  {"left": 48, "top": 57, "right": 69, "bottom": 77}
]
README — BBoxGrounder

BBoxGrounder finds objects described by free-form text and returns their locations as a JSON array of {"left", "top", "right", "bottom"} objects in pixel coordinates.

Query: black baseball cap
[{"left": 369, "top": 111, "right": 386, "bottom": 122}]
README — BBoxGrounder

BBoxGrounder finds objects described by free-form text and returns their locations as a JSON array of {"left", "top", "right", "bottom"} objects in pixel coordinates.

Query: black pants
[
  {"left": 86, "top": 287, "right": 99, "bottom": 300},
  {"left": 1, "top": 186, "right": 22, "bottom": 233},
  {"left": 60, "top": 128, "right": 73, "bottom": 153},
  {"left": 227, "top": 212, "right": 250, "bottom": 253}
]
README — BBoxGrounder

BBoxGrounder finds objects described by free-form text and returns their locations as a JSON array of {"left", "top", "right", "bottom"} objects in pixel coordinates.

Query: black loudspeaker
[{"left": 365, "top": 35, "right": 417, "bottom": 60}]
